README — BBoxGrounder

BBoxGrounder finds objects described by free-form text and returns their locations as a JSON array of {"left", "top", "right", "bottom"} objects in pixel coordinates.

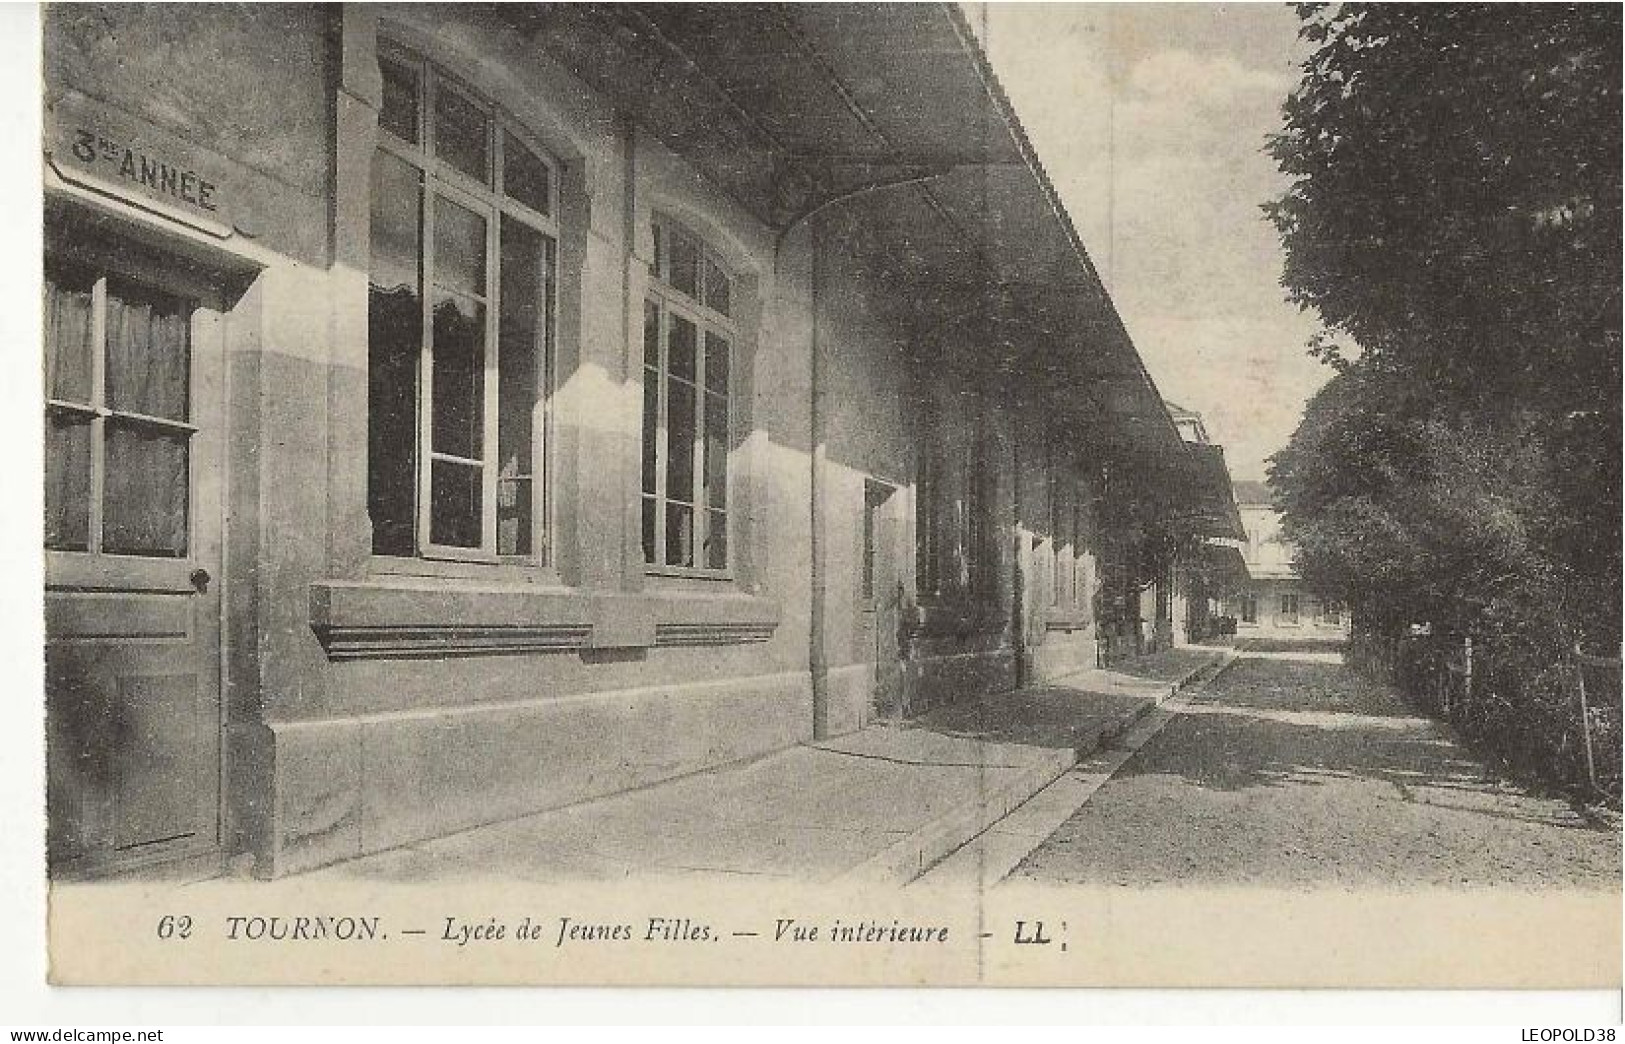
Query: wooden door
[{"left": 44, "top": 238, "right": 225, "bottom": 878}]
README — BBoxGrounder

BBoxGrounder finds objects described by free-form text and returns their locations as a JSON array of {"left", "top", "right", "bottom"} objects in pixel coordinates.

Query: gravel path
[{"left": 1016, "top": 645, "right": 1623, "bottom": 889}]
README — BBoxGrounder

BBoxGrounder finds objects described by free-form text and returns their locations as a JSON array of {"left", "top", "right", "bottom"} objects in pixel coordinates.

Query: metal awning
[{"left": 505, "top": 2, "right": 1191, "bottom": 492}]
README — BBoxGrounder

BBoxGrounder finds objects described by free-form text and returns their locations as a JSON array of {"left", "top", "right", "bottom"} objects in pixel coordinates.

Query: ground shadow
[
  {"left": 1111, "top": 648, "right": 1225, "bottom": 682},
  {"left": 1126, "top": 657, "right": 1519, "bottom": 799},
  {"left": 1015, "top": 653, "right": 1622, "bottom": 889},
  {"left": 1241, "top": 636, "right": 1348, "bottom": 656},
  {"left": 912, "top": 686, "right": 1157, "bottom": 752}
]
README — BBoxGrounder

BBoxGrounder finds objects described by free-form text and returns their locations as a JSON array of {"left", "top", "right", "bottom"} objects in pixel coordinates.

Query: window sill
[
  {"left": 644, "top": 565, "right": 735, "bottom": 583},
  {"left": 369, "top": 554, "right": 555, "bottom": 585},
  {"left": 309, "top": 578, "right": 780, "bottom": 661},
  {"left": 911, "top": 598, "right": 1007, "bottom": 636},
  {"left": 1044, "top": 609, "right": 1089, "bottom": 632}
]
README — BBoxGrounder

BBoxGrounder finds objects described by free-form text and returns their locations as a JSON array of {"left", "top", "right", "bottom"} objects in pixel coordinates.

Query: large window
[
  {"left": 1048, "top": 465, "right": 1066, "bottom": 608},
  {"left": 368, "top": 46, "right": 557, "bottom": 561},
  {"left": 641, "top": 216, "right": 733, "bottom": 572},
  {"left": 861, "top": 479, "right": 893, "bottom": 604},
  {"left": 1048, "top": 468, "right": 1091, "bottom": 610},
  {"left": 1280, "top": 592, "right": 1300, "bottom": 624},
  {"left": 46, "top": 258, "right": 193, "bottom": 558},
  {"left": 1072, "top": 487, "right": 1091, "bottom": 607},
  {"left": 916, "top": 395, "right": 994, "bottom": 602}
]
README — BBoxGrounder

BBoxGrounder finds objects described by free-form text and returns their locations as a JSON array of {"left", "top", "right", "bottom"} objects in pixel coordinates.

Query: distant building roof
[
  {"left": 1164, "top": 401, "right": 1211, "bottom": 445},
  {"left": 1231, "top": 479, "right": 1274, "bottom": 506}
]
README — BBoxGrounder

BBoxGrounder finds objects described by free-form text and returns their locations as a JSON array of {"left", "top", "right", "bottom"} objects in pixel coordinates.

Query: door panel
[
  {"left": 44, "top": 244, "right": 224, "bottom": 878},
  {"left": 112, "top": 673, "right": 206, "bottom": 850}
]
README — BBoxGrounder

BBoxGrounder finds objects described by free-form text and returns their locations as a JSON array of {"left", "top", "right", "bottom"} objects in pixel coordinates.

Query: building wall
[
  {"left": 809, "top": 222, "right": 916, "bottom": 733},
  {"left": 1229, "top": 500, "right": 1348, "bottom": 641},
  {"left": 1229, "top": 580, "right": 1351, "bottom": 640},
  {"left": 1240, "top": 503, "right": 1295, "bottom": 576},
  {"left": 263, "top": 4, "right": 818, "bottom": 876},
  {"left": 1020, "top": 426, "right": 1111, "bottom": 682},
  {"left": 43, "top": 4, "right": 1139, "bottom": 879}
]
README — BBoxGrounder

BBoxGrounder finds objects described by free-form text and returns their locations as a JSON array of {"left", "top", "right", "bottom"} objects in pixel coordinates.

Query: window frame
[
  {"left": 370, "top": 43, "right": 561, "bottom": 566},
  {"left": 915, "top": 391, "right": 996, "bottom": 606},
  {"left": 860, "top": 478, "right": 896, "bottom": 607},
  {"left": 1280, "top": 592, "right": 1300, "bottom": 625},
  {"left": 1048, "top": 460, "right": 1065, "bottom": 609},
  {"left": 923, "top": 403, "right": 949, "bottom": 598},
  {"left": 1071, "top": 480, "right": 1090, "bottom": 608},
  {"left": 44, "top": 241, "right": 219, "bottom": 566},
  {"left": 963, "top": 423, "right": 993, "bottom": 599},
  {"left": 641, "top": 213, "right": 736, "bottom": 579}
]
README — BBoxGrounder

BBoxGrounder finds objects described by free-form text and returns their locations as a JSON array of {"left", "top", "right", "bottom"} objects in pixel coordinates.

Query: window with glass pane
[
  {"left": 1072, "top": 493, "right": 1089, "bottom": 606},
  {"left": 964, "top": 433, "right": 991, "bottom": 596},
  {"left": 642, "top": 216, "right": 734, "bottom": 571},
  {"left": 367, "top": 47, "right": 557, "bottom": 562},
  {"left": 378, "top": 55, "right": 420, "bottom": 145},
  {"left": 914, "top": 395, "right": 995, "bottom": 604},
  {"left": 1049, "top": 471, "right": 1066, "bottom": 608},
  {"left": 916, "top": 404, "right": 941, "bottom": 598},
  {"left": 44, "top": 261, "right": 193, "bottom": 558}
]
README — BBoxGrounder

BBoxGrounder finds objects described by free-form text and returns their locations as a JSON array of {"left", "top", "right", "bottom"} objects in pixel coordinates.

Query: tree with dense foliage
[{"left": 1264, "top": 4, "right": 1621, "bottom": 792}]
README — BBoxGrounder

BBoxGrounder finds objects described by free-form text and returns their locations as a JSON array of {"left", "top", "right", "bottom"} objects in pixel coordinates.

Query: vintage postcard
[{"left": 36, "top": 1, "right": 1621, "bottom": 992}]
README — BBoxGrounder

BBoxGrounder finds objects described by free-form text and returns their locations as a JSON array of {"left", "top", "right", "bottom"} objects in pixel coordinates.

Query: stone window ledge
[
  {"left": 1043, "top": 610, "right": 1089, "bottom": 632},
  {"left": 909, "top": 599, "right": 1008, "bottom": 637},
  {"left": 309, "top": 579, "right": 780, "bottom": 661}
]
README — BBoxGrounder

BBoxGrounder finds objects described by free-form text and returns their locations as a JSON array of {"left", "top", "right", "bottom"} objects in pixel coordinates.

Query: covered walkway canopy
[
  {"left": 1191, "top": 541, "right": 1252, "bottom": 591},
  {"left": 1161, "top": 443, "right": 1247, "bottom": 543},
  {"left": 507, "top": 2, "right": 1197, "bottom": 522}
]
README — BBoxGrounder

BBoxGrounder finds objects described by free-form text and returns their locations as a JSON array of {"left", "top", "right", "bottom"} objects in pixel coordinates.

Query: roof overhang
[
  {"left": 506, "top": 2, "right": 1186, "bottom": 449},
  {"left": 1168, "top": 442, "right": 1247, "bottom": 541},
  {"left": 1192, "top": 541, "right": 1251, "bottom": 589}
]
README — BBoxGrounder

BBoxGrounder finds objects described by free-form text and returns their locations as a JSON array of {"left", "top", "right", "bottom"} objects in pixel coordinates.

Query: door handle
[{"left": 189, "top": 568, "right": 212, "bottom": 593}]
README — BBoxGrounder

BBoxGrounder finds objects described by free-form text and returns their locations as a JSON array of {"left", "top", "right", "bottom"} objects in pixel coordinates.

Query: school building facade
[{"left": 43, "top": 3, "right": 1233, "bottom": 880}]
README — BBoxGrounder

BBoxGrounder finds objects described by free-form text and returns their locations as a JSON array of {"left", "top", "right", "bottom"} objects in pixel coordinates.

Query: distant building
[
  {"left": 1166, "top": 401, "right": 1211, "bottom": 447},
  {"left": 1163, "top": 403, "right": 1248, "bottom": 647},
  {"left": 1226, "top": 480, "right": 1349, "bottom": 639}
]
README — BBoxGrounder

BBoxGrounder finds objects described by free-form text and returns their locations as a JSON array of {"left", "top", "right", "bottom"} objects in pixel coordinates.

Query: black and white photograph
[{"left": 17, "top": 0, "right": 1623, "bottom": 1012}]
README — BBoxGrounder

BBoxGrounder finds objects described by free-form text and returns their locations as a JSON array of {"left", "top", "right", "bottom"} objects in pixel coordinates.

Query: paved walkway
[
  {"left": 1015, "top": 643, "right": 1622, "bottom": 888},
  {"left": 299, "top": 647, "right": 1225, "bottom": 885}
]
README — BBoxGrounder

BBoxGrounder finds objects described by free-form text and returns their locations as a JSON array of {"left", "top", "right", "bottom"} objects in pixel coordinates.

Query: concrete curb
[
  {"left": 836, "top": 743, "right": 1078, "bottom": 885},
  {"left": 913, "top": 648, "right": 1240, "bottom": 888},
  {"left": 842, "top": 649, "right": 1237, "bottom": 887}
]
